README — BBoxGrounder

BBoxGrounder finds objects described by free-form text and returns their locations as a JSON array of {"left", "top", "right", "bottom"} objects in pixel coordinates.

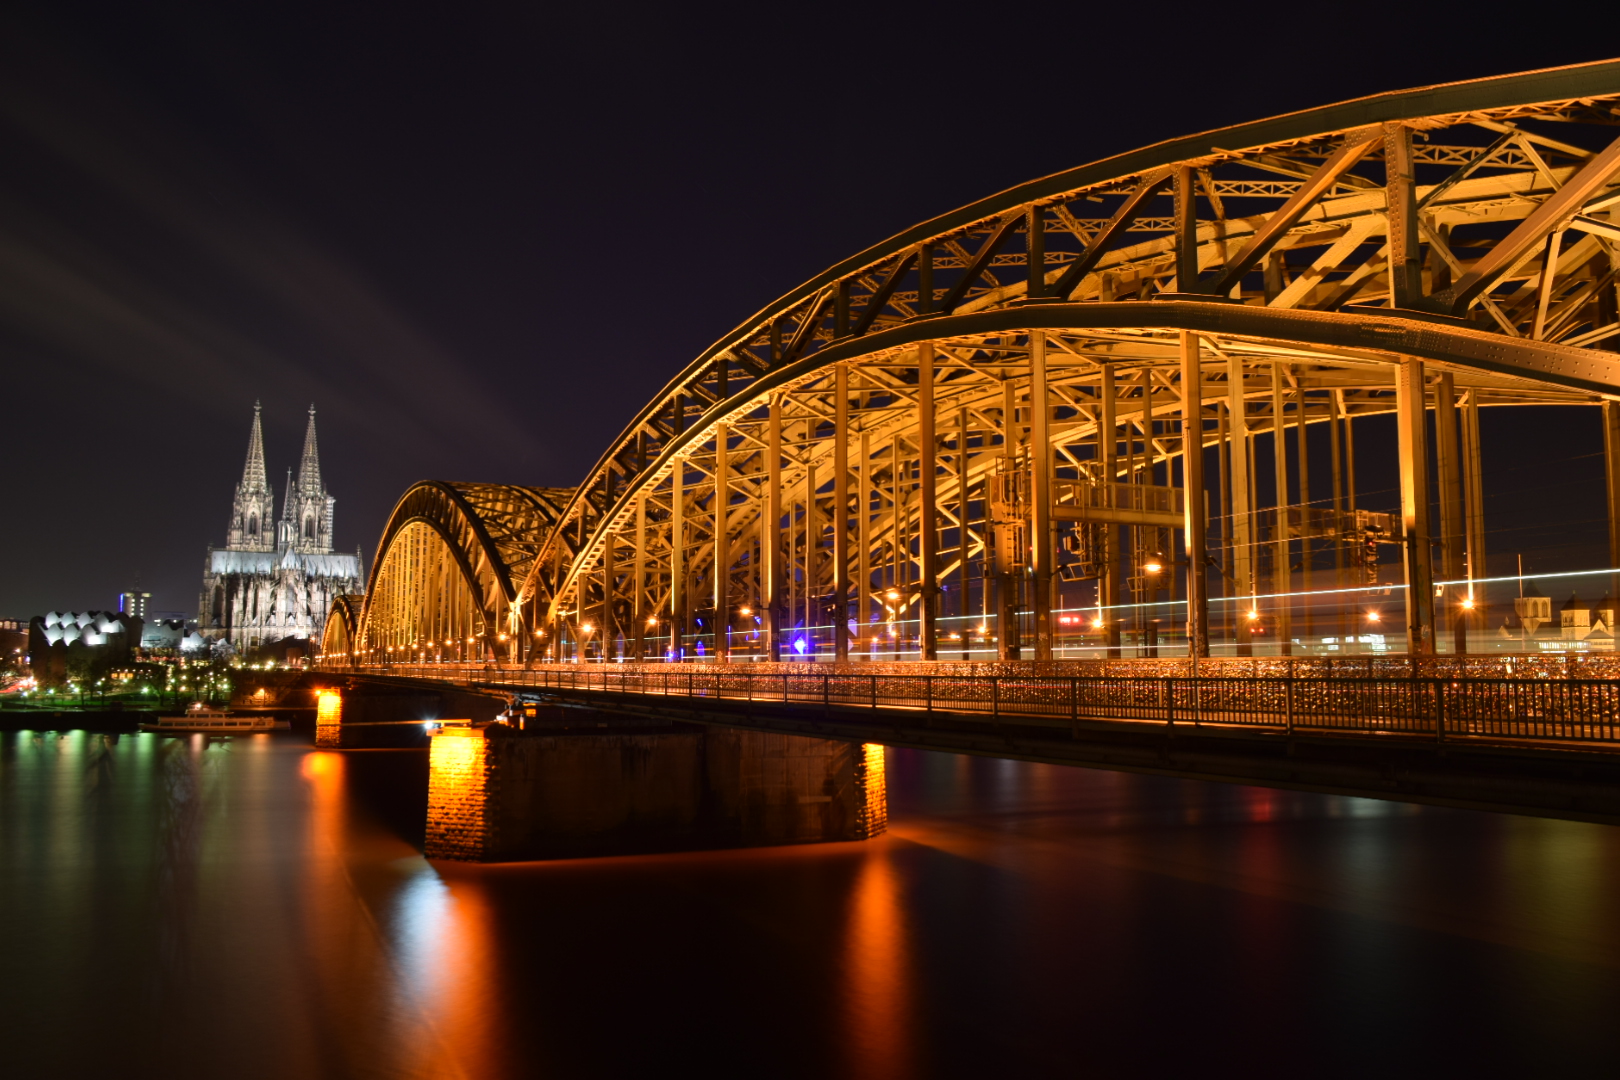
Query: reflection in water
[
  {"left": 843, "top": 841, "right": 913, "bottom": 1080},
  {"left": 5, "top": 732, "right": 1620, "bottom": 1076}
]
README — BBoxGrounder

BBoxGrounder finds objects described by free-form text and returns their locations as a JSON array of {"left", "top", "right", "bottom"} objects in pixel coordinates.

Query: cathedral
[{"left": 199, "top": 403, "right": 365, "bottom": 652}]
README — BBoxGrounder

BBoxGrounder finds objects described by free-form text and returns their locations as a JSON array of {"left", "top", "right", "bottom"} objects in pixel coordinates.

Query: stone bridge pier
[
  {"left": 425, "top": 709, "right": 886, "bottom": 862},
  {"left": 306, "top": 678, "right": 885, "bottom": 861}
]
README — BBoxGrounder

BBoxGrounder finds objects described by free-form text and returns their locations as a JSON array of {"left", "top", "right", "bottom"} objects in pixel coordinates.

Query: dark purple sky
[{"left": 0, "top": 3, "right": 1605, "bottom": 617}]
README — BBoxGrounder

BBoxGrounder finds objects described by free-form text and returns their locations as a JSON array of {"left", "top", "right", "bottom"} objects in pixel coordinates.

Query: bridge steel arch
[
  {"left": 328, "top": 60, "right": 1620, "bottom": 669},
  {"left": 319, "top": 594, "right": 364, "bottom": 666},
  {"left": 345, "top": 481, "right": 572, "bottom": 666}
]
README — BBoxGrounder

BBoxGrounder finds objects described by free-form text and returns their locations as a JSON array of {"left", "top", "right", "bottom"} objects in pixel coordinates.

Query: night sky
[{"left": 0, "top": 3, "right": 1607, "bottom": 618}]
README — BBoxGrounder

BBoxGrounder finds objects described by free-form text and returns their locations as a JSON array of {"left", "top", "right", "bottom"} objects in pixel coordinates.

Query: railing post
[
  {"left": 871, "top": 674, "right": 878, "bottom": 711},
  {"left": 1164, "top": 678, "right": 1174, "bottom": 731},
  {"left": 823, "top": 673, "right": 830, "bottom": 718},
  {"left": 926, "top": 675, "right": 933, "bottom": 719},
  {"left": 1070, "top": 677, "right": 1078, "bottom": 738},
  {"left": 992, "top": 677, "right": 1000, "bottom": 726},
  {"left": 1435, "top": 677, "right": 1446, "bottom": 744},
  {"left": 1285, "top": 678, "right": 1295, "bottom": 736}
]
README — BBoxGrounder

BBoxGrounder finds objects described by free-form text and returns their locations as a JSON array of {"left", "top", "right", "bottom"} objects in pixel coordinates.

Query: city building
[
  {"left": 28, "top": 610, "right": 142, "bottom": 683},
  {"left": 118, "top": 591, "right": 150, "bottom": 619},
  {"left": 198, "top": 403, "right": 365, "bottom": 652},
  {"left": 140, "top": 618, "right": 186, "bottom": 653}
]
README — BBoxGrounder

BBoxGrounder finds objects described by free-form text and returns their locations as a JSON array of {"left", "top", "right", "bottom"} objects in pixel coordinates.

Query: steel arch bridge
[{"left": 327, "top": 59, "right": 1620, "bottom": 672}]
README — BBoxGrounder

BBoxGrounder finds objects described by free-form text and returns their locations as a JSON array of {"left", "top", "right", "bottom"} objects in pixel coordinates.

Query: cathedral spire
[
  {"left": 226, "top": 401, "right": 276, "bottom": 552},
  {"left": 241, "top": 401, "right": 268, "bottom": 492},
  {"left": 298, "top": 405, "right": 323, "bottom": 493}
]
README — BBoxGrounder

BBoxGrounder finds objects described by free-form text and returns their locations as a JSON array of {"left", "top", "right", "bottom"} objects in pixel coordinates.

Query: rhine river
[{"left": 3, "top": 728, "right": 1619, "bottom": 1078}]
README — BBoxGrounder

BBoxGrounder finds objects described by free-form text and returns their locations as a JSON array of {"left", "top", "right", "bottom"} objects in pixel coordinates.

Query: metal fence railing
[{"left": 346, "top": 663, "right": 1620, "bottom": 748}]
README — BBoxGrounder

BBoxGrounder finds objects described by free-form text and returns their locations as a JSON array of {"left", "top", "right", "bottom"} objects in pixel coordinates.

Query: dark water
[{"left": 3, "top": 730, "right": 1620, "bottom": 1078}]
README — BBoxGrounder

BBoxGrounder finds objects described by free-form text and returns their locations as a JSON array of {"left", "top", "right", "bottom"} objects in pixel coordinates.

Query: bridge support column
[
  {"left": 633, "top": 499, "right": 646, "bottom": 660},
  {"left": 314, "top": 687, "right": 343, "bottom": 748},
  {"left": 671, "top": 456, "right": 686, "bottom": 661},
  {"left": 1100, "top": 362, "right": 1123, "bottom": 659},
  {"left": 766, "top": 396, "right": 783, "bottom": 661},
  {"left": 1463, "top": 390, "right": 1486, "bottom": 614},
  {"left": 310, "top": 681, "right": 503, "bottom": 749},
  {"left": 601, "top": 537, "right": 616, "bottom": 663},
  {"left": 1029, "top": 333, "right": 1052, "bottom": 662},
  {"left": 859, "top": 430, "right": 872, "bottom": 658},
  {"left": 425, "top": 719, "right": 886, "bottom": 863},
  {"left": 1397, "top": 358, "right": 1436, "bottom": 655},
  {"left": 1271, "top": 364, "right": 1291, "bottom": 655},
  {"left": 919, "top": 344, "right": 939, "bottom": 660},
  {"left": 1227, "top": 353, "right": 1253, "bottom": 656},
  {"left": 1605, "top": 401, "right": 1620, "bottom": 603},
  {"left": 834, "top": 368, "right": 850, "bottom": 662},
  {"left": 1435, "top": 373, "right": 1465, "bottom": 652},
  {"left": 1180, "top": 332, "right": 1209, "bottom": 659},
  {"left": 714, "top": 422, "right": 730, "bottom": 662}
]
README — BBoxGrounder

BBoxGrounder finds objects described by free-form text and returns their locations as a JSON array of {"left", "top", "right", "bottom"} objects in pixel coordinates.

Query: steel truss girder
[
  {"left": 525, "top": 62, "right": 1620, "bottom": 627},
  {"left": 525, "top": 299, "right": 1605, "bottom": 624}
]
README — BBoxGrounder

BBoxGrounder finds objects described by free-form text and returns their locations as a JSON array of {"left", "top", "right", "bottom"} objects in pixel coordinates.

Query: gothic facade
[{"left": 199, "top": 404, "right": 365, "bottom": 651}]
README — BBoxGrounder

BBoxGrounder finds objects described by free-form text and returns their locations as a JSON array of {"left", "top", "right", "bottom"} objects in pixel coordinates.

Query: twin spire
[
  {"left": 230, "top": 402, "right": 334, "bottom": 555},
  {"left": 239, "top": 402, "right": 322, "bottom": 492},
  {"left": 298, "top": 404, "right": 322, "bottom": 492},
  {"left": 241, "top": 401, "right": 269, "bottom": 493}
]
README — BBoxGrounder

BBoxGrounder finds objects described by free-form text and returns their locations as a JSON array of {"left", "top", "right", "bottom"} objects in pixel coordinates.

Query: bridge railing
[{"left": 360, "top": 663, "right": 1620, "bottom": 747}]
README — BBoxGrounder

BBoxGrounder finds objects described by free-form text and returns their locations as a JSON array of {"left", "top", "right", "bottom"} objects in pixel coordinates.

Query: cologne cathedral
[{"left": 199, "top": 403, "right": 365, "bottom": 652}]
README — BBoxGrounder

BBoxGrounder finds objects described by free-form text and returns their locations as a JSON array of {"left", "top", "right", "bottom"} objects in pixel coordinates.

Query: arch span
[
  {"left": 319, "top": 595, "right": 364, "bottom": 667},
  {"left": 320, "top": 60, "right": 1620, "bottom": 668},
  {"left": 356, "top": 482, "right": 571, "bottom": 665}
]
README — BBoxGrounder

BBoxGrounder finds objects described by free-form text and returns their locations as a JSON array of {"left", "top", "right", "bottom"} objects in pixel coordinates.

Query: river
[{"left": 2, "top": 728, "right": 1618, "bottom": 1077}]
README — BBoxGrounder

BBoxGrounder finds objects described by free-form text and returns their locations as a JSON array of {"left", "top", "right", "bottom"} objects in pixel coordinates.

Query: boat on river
[{"left": 141, "top": 704, "right": 289, "bottom": 734}]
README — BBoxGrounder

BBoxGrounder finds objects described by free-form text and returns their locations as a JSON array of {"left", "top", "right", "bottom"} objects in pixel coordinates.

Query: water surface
[{"left": 3, "top": 729, "right": 1618, "bottom": 1077}]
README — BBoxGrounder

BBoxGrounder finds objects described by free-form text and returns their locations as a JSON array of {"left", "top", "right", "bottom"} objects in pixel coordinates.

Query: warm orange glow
[
  {"left": 316, "top": 690, "right": 342, "bottom": 726},
  {"left": 1461, "top": 597, "right": 1475, "bottom": 610},
  {"left": 1367, "top": 610, "right": 1382, "bottom": 622},
  {"left": 842, "top": 840, "right": 910, "bottom": 1077},
  {"left": 739, "top": 606, "right": 752, "bottom": 616},
  {"left": 1143, "top": 560, "right": 1163, "bottom": 574},
  {"left": 429, "top": 728, "right": 484, "bottom": 777},
  {"left": 1247, "top": 609, "right": 1259, "bottom": 621}
]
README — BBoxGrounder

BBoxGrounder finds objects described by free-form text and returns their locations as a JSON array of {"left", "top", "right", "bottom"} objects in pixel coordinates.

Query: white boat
[{"left": 141, "top": 704, "right": 289, "bottom": 734}]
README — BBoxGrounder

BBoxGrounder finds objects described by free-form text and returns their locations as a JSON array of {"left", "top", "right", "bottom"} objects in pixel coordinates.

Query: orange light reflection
[{"left": 842, "top": 842, "right": 914, "bottom": 1079}]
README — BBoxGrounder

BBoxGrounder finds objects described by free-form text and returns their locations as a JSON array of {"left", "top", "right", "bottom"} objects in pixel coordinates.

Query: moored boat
[{"left": 141, "top": 704, "right": 289, "bottom": 733}]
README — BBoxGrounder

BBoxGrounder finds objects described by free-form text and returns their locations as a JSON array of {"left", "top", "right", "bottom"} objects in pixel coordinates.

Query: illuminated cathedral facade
[{"left": 199, "top": 404, "right": 365, "bottom": 652}]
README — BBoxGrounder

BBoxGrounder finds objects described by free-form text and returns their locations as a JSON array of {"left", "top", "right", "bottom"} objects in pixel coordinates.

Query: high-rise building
[
  {"left": 118, "top": 591, "right": 150, "bottom": 619},
  {"left": 198, "top": 403, "right": 365, "bottom": 651}
]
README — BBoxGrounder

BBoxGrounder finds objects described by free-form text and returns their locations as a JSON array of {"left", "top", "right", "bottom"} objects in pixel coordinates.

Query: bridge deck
[
  {"left": 347, "top": 662, "right": 1620, "bottom": 751},
  {"left": 325, "top": 663, "right": 1620, "bottom": 826}
]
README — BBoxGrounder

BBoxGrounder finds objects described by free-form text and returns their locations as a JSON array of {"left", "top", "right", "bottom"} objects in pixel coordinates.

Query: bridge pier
[
  {"left": 425, "top": 715, "right": 886, "bottom": 862},
  {"left": 310, "top": 682, "right": 506, "bottom": 748}
]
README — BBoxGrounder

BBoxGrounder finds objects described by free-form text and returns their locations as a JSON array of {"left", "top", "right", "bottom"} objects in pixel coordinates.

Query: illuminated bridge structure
[
  {"left": 325, "top": 60, "right": 1620, "bottom": 673},
  {"left": 308, "top": 62, "right": 1620, "bottom": 824}
]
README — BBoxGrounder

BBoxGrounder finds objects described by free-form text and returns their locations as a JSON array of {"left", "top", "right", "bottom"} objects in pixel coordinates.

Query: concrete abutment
[{"left": 425, "top": 718, "right": 887, "bottom": 862}]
